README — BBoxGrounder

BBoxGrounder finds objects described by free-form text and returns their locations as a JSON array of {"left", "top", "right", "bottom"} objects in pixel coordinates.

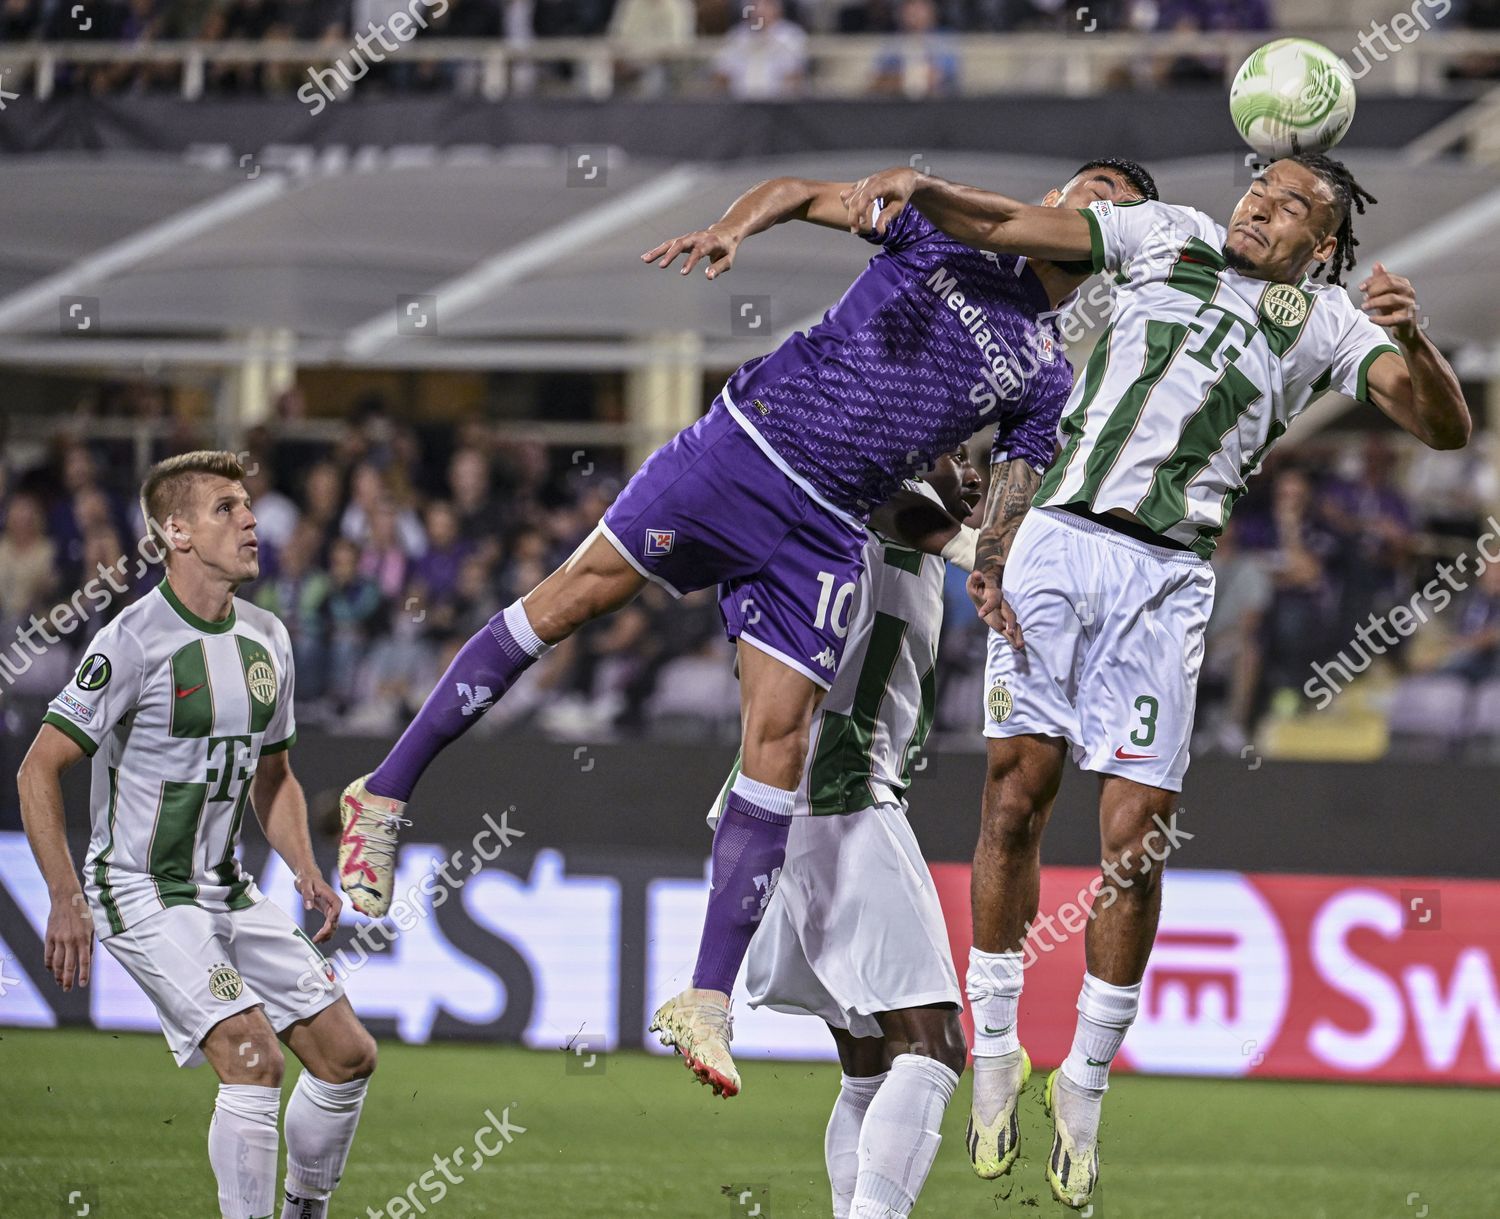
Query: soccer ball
[{"left": 1229, "top": 38, "right": 1357, "bottom": 160}]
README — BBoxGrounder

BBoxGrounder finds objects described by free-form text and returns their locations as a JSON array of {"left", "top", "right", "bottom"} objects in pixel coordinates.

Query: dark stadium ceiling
[{"left": 0, "top": 150, "right": 1497, "bottom": 379}]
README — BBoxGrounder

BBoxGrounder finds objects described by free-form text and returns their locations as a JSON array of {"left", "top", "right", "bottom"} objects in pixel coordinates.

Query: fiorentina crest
[{"left": 644, "top": 529, "right": 676, "bottom": 556}]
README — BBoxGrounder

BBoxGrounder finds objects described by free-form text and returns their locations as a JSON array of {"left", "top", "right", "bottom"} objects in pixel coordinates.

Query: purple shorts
[{"left": 600, "top": 400, "right": 866, "bottom": 689}]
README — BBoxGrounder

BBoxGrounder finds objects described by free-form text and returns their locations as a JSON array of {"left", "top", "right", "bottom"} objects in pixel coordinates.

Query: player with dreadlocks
[{"left": 837, "top": 154, "right": 1468, "bottom": 1209}]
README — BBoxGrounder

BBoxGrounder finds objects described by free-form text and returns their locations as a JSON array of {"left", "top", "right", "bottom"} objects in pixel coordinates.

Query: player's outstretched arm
[
  {"left": 252, "top": 751, "right": 341, "bottom": 942},
  {"left": 17, "top": 724, "right": 93, "bottom": 991},
  {"left": 641, "top": 177, "right": 854, "bottom": 279},
  {"left": 869, "top": 489, "right": 972, "bottom": 560},
  {"left": 840, "top": 167, "right": 1093, "bottom": 261},
  {"left": 967, "top": 459, "right": 1040, "bottom": 650},
  {"left": 1360, "top": 263, "right": 1470, "bottom": 451}
]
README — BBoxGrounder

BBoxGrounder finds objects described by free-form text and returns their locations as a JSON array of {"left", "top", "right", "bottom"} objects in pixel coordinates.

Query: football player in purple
[{"left": 335, "top": 157, "right": 1158, "bottom": 1102}]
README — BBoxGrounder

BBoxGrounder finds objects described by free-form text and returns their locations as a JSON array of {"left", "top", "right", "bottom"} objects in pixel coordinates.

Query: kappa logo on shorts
[
  {"left": 987, "top": 682, "right": 1014, "bottom": 723},
  {"left": 208, "top": 962, "right": 244, "bottom": 1002},
  {"left": 811, "top": 647, "right": 837, "bottom": 671},
  {"left": 644, "top": 529, "right": 676, "bottom": 556}
]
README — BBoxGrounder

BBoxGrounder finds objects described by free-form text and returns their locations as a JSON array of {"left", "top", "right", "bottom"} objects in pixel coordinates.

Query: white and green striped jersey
[
  {"left": 1034, "top": 198, "right": 1401, "bottom": 555},
  {"left": 44, "top": 579, "right": 296, "bottom": 938},
  {"left": 711, "top": 483, "right": 947, "bottom": 822}
]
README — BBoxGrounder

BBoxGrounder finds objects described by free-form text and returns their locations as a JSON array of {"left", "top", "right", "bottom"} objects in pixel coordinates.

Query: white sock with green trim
[
  {"left": 967, "top": 947, "right": 1024, "bottom": 1057},
  {"left": 209, "top": 1083, "right": 280, "bottom": 1219},
  {"left": 1061, "top": 972, "right": 1141, "bottom": 1091}
]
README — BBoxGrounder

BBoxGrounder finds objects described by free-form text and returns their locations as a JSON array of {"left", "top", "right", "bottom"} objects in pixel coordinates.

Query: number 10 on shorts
[{"left": 813, "top": 571, "right": 855, "bottom": 638}]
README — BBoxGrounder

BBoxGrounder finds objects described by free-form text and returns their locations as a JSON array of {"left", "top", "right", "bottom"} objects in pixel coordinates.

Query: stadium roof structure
[{"left": 2, "top": 148, "right": 1498, "bottom": 398}]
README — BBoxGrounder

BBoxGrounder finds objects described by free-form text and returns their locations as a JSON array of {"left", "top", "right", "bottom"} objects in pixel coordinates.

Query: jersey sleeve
[
  {"left": 42, "top": 624, "right": 146, "bottom": 757},
  {"left": 862, "top": 200, "right": 940, "bottom": 254},
  {"left": 991, "top": 353, "right": 1068, "bottom": 474},
  {"left": 1324, "top": 306, "right": 1401, "bottom": 404},
  {"left": 261, "top": 623, "right": 297, "bottom": 755},
  {"left": 1078, "top": 199, "right": 1193, "bottom": 276}
]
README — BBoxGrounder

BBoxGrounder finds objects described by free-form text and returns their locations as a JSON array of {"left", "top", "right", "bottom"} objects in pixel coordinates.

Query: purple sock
[
  {"left": 367, "top": 601, "right": 549, "bottom": 802},
  {"left": 691, "top": 777, "right": 795, "bottom": 995}
]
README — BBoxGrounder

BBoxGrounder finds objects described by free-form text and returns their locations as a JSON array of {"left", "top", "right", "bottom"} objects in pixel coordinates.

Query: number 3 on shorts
[{"left": 1130, "top": 694, "right": 1159, "bottom": 748}]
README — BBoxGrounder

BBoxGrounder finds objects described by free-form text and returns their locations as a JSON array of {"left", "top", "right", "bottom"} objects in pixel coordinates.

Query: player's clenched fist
[
  {"left": 841, "top": 167, "right": 920, "bottom": 237},
  {"left": 1359, "top": 262, "right": 1422, "bottom": 343},
  {"left": 641, "top": 226, "right": 740, "bottom": 279}
]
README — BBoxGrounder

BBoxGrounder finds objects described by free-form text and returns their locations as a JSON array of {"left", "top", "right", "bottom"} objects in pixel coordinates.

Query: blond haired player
[
  {"left": 19, "top": 451, "right": 377, "bottom": 1219},
  {"left": 842, "top": 155, "right": 1469, "bottom": 1208}
]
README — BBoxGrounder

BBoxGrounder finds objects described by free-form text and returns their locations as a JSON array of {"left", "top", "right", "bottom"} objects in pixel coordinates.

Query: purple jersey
[{"left": 722, "top": 204, "right": 1073, "bottom": 521}]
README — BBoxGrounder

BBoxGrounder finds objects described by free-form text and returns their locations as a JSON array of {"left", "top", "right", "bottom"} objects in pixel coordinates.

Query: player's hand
[
  {"left": 1360, "top": 262, "right": 1422, "bottom": 344},
  {"left": 44, "top": 890, "right": 93, "bottom": 991},
  {"left": 297, "top": 871, "right": 342, "bottom": 943},
  {"left": 968, "top": 567, "right": 1024, "bottom": 649},
  {"left": 841, "top": 167, "right": 919, "bottom": 237},
  {"left": 640, "top": 225, "right": 740, "bottom": 279}
]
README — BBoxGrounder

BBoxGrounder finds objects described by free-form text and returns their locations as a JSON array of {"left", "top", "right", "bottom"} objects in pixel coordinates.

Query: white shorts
[
  {"left": 745, "top": 804, "right": 960, "bottom": 1040},
  {"left": 102, "top": 898, "right": 343, "bottom": 1068},
  {"left": 983, "top": 507, "right": 1215, "bottom": 792}
]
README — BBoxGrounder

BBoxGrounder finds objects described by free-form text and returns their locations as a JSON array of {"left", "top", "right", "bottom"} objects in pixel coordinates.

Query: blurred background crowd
[
  {"left": 3, "top": 0, "right": 1497, "bottom": 98},
  {"left": 3, "top": 391, "right": 1499, "bottom": 776}
]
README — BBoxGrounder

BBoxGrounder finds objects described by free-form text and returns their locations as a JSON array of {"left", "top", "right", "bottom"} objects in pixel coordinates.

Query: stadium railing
[{"left": 1, "top": 32, "right": 1499, "bottom": 102}]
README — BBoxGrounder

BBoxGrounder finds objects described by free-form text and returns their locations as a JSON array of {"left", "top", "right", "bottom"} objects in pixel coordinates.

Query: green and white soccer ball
[{"left": 1230, "top": 38, "right": 1357, "bottom": 159}]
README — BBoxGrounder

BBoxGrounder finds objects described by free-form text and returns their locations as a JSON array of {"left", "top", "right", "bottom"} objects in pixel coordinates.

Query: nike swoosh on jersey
[
  {"left": 1114, "top": 746, "right": 1158, "bottom": 760},
  {"left": 176, "top": 683, "right": 207, "bottom": 699},
  {"left": 982, "top": 1024, "right": 1014, "bottom": 1035}
]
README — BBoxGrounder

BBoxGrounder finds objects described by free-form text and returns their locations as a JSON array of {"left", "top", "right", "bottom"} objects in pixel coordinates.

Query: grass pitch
[{"left": 2, "top": 1028, "right": 1494, "bottom": 1217}]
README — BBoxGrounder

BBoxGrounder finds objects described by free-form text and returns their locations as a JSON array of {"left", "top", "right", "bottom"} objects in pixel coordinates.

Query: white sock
[
  {"left": 282, "top": 1072, "right": 370, "bottom": 1215},
  {"left": 504, "top": 599, "right": 553, "bottom": 657},
  {"left": 966, "top": 947, "right": 1025, "bottom": 1057},
  {"left": 209, "top": 1083, "right": 281, "bottom": 1219},
  {"left": 1061, "top": 972, "right": 1142, "bottom": 1091},
  {"left": 826, "top": 1073, "right": 886, "bottom": 1219},
  {"left": 850, "top": 1054, "right": 958, "bottom": 1219}
]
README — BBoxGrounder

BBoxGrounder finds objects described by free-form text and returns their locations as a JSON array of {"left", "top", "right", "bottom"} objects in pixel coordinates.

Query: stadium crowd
[
  {"left": 0, "top": 0, "right": 1297, "bottom": 97},
  {"left": 2, "top": 394, "right": 1498, "bottom": 780}
]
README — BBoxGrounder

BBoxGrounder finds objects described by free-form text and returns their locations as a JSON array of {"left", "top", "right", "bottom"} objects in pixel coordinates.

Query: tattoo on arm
[{"left": 975, "top": 460, "right": 1042, "bottom": 580}]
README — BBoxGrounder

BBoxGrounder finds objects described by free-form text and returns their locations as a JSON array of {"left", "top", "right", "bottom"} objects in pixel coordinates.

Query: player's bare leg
[
  {"left": 201, "top": 1007, "right": 285, "bottom": 1219},
  {"left": 846, "top": 1006, "right": 965, "bottom": 1218},
  {"left": 825, "top": 1028, "right": 891, "bottom": 1219},
  {"left": 651, "top": 641, "right": 822, "bottom": 1097},
  {"left": 1047, "top": 774, "right": 1177, "bottom": 1209},
  {"left": 277, "top": 998, "right": 378, "bottom": 1219},
  {"left": 339, "top": 528, "right": 646, "bottom": 914},
  {"left": 966, "top": 734, "right": 1065, "bottom": 1178}
]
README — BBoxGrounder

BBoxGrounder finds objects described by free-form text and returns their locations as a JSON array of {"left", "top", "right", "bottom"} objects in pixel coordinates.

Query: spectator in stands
[
  {"left": 1153, "top": 0, "right": 1271, "bottom": 85},
  {"left": 610, "top": 0, "right": 697, "bottom": 94},
  {"left": 1258, "top": 467, "right": 1340, "bottom": 710},
  {"left": 0, "top": 491, "right": 57, "bottom": 628},
  {"left": 0, "top": 0, "right": 41, "bottom": 41},
  {"left": 1437, "top": 560, "right": 1500, "bottom": 683},
  {"left": 254, "top": 520, "right": 333, "bottom": 703},
  {"left": 1321, "top": 437, "right": 1415, "bottom": 639},
  {"left": 870, "top": 0, "right": 958, "bottom": 95},
  {"left": 1449, "top": 0, "right": 1500, "bottom": 80},
  {"left": 411, "top": 500, "right": 473, "bottom": 606},
  {"left": 1199, "top": 519, "right": 1271, "bottom": 751},
  {"left": 358, "top": 497, "right": 418, "bottom": 601},
  {"left": 49, "top": 442, "right": 125, "bottom": 575},
  {"left": 341, "top": 461, "right": 426, "bottom": 555},
  {"left": 712, "top": 0, "right": 808, "bottom": 98},
  {"left": 243, "top": 459, "right": 302, "bottom": 565},
  {"left": 325, "top": 535, "right": 384, "bottom": 713},
  {"left": 302, "top": 459, "right": 346, "bottom": 546},
  {"left": 449, "top": 446, "right": 508, "bottom": 565}
]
